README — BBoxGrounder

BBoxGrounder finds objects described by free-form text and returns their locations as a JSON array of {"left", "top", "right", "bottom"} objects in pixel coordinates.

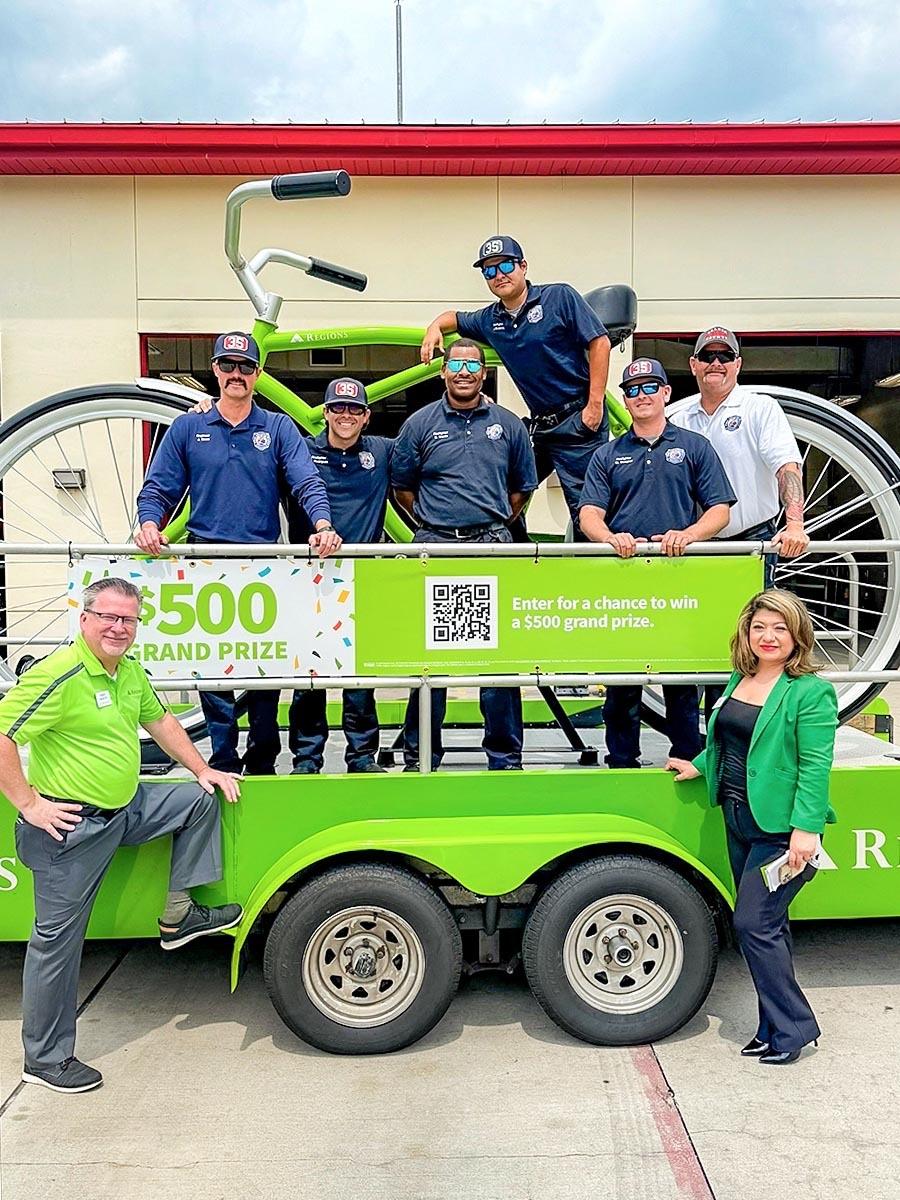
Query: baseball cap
[
  {"left": 693, "top": 326, "right": 740, "bottom": 356},
  {"left": 621, "top": 357, "right": 668, "bottom": 386},
  {"left": 212, "top": 332, "right": 260, "bottom": 364},
  {"left": 323, "top": 377, "right": 369, "bottom": 407},
  {"left": 473, "top": 235, "right": 525, "bottom": 267}
]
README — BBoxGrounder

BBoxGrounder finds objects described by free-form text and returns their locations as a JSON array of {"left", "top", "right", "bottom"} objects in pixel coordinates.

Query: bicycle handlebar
[
  {"left": 308, "top": 256, "right": 368, "bottom": 292},
  {"left": 224, "top": 171, "right": 363, "bottom": 319},
  {"left": 271, "top": 170, "right": 351, "bottom": 200}
]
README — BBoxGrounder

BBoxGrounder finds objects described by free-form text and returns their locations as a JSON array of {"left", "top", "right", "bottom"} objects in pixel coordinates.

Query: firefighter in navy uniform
[
  {"left": 420, "top": 236, "right": 611, "bottom": 536},
  {"left": 579, "top": 358, "right": 736, "bottom": 769},
  {"left": 391, "top": 340, "right": 538, "bottom": 770},
  {"left": 286, "top": 377, "right": 392, "bottom": 774}
]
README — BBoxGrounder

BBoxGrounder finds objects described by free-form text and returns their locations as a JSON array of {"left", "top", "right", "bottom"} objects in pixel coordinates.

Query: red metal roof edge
[{"left": 3, "top": 122, "right": 900, "bottom": 176}]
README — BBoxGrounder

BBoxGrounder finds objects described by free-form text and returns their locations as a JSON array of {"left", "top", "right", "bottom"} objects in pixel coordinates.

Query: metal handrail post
[{"left": 417, "top": 680, "right": 432, "bottom": 775}]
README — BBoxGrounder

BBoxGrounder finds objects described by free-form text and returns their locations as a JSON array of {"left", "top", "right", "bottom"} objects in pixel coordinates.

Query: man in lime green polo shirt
[{"left": 0, "top": 577, "right": 241, "bottom": 1095}]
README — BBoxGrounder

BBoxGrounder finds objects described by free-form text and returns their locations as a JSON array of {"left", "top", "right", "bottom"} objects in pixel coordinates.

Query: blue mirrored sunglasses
[
  {"left": 623, "top": 381, "right": 662, "bottom": 398},
  {"left": 481, "top": 259, "right": 519, "bottom": 280},
  {"left": 445, "top": 358, "right": 483, "bottom": 374}
]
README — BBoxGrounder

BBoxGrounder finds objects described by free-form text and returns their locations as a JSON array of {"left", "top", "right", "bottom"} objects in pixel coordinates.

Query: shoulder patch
[{"left": 5, "top": 663, "right": 85, "bottom": 738}]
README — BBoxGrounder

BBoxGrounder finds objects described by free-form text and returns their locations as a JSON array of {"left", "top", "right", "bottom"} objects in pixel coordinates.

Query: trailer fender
[{"left": 229, "top": 811, "right": 732, "bottom": 988}]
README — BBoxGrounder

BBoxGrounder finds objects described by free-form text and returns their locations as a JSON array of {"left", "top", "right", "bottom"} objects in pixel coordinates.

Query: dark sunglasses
[
  {"left": 696, "top": 348, "right": 737, "bottom": 364},
  {"left": 325, "top": 402, "right": 368, "bottom": 416},
  {"left": 481, "top": 259, "right": 519, "bottom": 280},
  {"left": 623, "top": 381, "right": 662, "bottom": 398},
  {"left": 215, "top": 358, "right": 257, "bottom": 376},
  {"left": 445, "top": 358, "right": 483, "bottom": 375}
]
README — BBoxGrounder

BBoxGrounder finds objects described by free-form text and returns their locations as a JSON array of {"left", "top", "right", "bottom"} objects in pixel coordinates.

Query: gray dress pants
[{"left": 15, "top": 781, "right": 221, "bottom": 1070}]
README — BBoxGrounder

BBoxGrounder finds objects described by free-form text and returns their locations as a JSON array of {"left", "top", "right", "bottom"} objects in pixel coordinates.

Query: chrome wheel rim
[
  {"left": 302, "top": 905, "right": 426, "bottom": 1027},
  {"left": 563, "top": 893, "right": 684, "bottom": 1014}
]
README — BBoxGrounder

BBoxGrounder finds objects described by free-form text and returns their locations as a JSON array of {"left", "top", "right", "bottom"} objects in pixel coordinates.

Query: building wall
[{"left": 2, "top": 171, "right": 899, "bottom": 529}]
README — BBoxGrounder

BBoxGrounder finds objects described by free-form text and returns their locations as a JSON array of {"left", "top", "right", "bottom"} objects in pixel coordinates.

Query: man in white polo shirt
[
  {"left": 669, "top": 326, "right": 809, "bottom": 718},
  {"left": 670, "top": 326, "right": 808, "bottom": 565}
]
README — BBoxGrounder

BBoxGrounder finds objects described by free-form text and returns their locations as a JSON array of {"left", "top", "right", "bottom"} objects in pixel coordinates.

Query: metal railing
[{"left": 3, "top": 540, "right": 899, "bottom": 773}]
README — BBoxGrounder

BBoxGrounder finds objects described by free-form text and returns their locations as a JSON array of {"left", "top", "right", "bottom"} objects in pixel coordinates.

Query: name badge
[{"left": 95, "top": 690, "right": 112, "bottom": 709}]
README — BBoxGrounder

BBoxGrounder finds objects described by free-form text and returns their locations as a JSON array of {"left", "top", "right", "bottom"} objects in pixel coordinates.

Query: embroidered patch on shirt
[
  {"left": 527, "top": 305, "right": 544, "bottom": 324},
  {"left": 358, "top": 451, "right": 375, "bottom": 469},
  {"left": 485, "top": 423, "right": 503, "bottom": 441},
  {"left": 432, "top": 430, "right": 449, "bottom": 440},
  {"left": 724, "top": 415, "right": 742, "bottom": 431},
  {"left": 195, "top": 433, "right": 211, "bottom": 442},
  {"left": 665, "top": 448, "right": 686, "bottom": 464},
  {"left": 252, "top": 432, "right": 272, "bottom": 451}
]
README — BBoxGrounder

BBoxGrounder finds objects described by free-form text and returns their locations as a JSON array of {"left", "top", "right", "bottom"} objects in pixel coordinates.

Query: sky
[{"left": 1, "top": 0, "right": 899, "bottom": 125}]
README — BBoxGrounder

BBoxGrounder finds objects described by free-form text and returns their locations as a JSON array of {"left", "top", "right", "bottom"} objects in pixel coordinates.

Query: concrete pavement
[{"left": 1, "top": 919, "right": 897, "bottom": 1200}]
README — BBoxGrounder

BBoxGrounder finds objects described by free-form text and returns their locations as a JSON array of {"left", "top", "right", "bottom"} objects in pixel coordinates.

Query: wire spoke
[
  {"left": 52, "top": 434, "right": 106, "bottom": 538},
  {"left": 77, "top": 426, "right": 110, "bottom": 542},
  {"left": 774, "top": 566, "right": 892, "bottom": 592},
  {"left": 5, "top": 464, "right": 105, "bottom": 540},
  {"left": 105, "top": 420, "right": 134, "bottom": 537}
]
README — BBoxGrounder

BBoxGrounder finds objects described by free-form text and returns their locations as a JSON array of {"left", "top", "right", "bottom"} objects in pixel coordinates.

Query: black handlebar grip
[
  {"left": 308, "top": 257, "right": 368, "bottom": 293},
  {"left": 270, "top": 170, "right": 351, "bottom": 200}
]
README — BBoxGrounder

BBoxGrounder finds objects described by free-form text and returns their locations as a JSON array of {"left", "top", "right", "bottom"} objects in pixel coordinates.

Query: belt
[
  {"left": 527, "top": 400, "right": 584, "bottom": 431},
  {"left": 43, "top": 795, "right": 124, "bottom": 820},
  {"left": 420, "top": 523, "right": 507, "bottom": 540}
]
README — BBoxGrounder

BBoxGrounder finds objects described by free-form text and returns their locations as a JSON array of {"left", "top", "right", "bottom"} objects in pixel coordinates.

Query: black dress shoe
[
  {"left": 758, "top": 1048, "right": 801, "bottom": 1065},
  {"left": 740, "top": 1037, "right": 770, "bottom": 1057}
]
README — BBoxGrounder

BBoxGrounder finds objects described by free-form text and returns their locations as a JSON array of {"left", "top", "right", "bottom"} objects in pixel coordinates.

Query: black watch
[{"left": 318, "top": 523, "right": 335, "bottom": 532}]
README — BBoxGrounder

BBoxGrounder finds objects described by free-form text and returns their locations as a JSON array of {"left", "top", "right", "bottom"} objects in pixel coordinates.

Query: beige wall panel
[
  {"left": 136, "top": 177, "right": 499, "bottom": 307},
  {"left": 633, "top": 177, "right": 900, "bottom": 310},
  {"left": 0, "top": 179, "right": 138, "bottom": 418},
  {"left": 498, "top": 178, "right": 633, "bottom": 291},
  {"left": 636, "top": 297, "right": 900, "bottom": 335}
]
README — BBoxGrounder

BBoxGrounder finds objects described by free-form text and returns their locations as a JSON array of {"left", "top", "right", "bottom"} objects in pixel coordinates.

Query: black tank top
[{"left": 715, "top": 697, "right": 762, "bottom": 803}]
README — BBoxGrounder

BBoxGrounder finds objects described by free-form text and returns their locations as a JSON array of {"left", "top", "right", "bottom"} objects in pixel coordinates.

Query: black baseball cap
[{"left": 473, "top": 235, "right": 525, "bottom": 267}]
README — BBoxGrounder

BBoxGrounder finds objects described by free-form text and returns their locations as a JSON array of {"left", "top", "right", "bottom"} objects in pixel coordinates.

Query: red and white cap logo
[
  {"left": 223, "top": 334, "right": 249, "bottom": 352},
  {"left": 334, "top": 380, "right": 359, "bottom": 397},
  {"left": 628, "top": 359, "right": 653, "bottom": 378}
]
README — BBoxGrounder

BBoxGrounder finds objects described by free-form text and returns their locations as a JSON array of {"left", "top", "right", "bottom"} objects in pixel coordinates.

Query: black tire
[
  {"left": 522, "top": 855, "right": 717, "bottom": 1046},
  {"left": 263, "top": 862, "right": 462, "bottom": 1055}
]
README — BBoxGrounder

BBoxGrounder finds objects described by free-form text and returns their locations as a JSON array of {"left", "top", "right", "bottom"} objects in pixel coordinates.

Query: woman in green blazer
[{"left": 667, "top": 589, "right": 838, "bottom": 1065}]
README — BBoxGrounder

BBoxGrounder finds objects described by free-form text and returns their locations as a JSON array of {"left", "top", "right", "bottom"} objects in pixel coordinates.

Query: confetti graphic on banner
[{"left": 69, "top": 555, "right": 357, "bottom": 680}]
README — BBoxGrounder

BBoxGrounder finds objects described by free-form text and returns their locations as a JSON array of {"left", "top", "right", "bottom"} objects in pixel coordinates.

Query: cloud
[{"left": 0, "top": 0, "right": 897, "bottom": 123}]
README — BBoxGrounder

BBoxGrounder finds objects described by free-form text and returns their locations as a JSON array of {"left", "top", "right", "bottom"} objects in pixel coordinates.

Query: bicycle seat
[{"left": 582, "top": 285, "right": 638, "bottom": 349}]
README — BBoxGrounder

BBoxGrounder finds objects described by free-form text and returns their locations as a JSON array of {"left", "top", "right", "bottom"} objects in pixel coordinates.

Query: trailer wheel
[
  {"left": 522, "top": 855, "right": 717, "bottom": 1046},
  {"left": 263, "top": 862, "right": 462, "bottom": 1054}
]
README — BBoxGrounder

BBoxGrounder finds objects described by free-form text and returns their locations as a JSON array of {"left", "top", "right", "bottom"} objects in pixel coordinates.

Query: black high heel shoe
[
  {"left": 740, "top": 1037, "right": 770, "bottom": 1057},
  {"left": 758, "top": 1048, "right": 801, "bottom": 1065}
]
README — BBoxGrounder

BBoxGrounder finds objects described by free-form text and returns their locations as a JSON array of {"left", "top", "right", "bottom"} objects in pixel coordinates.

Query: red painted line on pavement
[{"left": 630, "top": 1045, "right": 716, "bottom": 1200}]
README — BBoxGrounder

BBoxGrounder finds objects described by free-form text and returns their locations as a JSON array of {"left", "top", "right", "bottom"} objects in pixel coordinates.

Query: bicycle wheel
[
  {"left": 0, "top": 381, "right": 210, "bottom": 744},
  {"left": 640, "top": 388, "right": 900, "bottom": 729}
]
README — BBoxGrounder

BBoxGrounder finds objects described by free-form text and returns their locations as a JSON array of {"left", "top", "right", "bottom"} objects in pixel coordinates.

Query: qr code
[{"left": 426, "top": 577, "right": 498, "bottom": 650}]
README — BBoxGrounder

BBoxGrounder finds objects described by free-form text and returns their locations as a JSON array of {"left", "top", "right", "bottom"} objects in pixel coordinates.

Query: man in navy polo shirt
[
  {"left": 392, "top": 340, "right": 538, "bottom": 770},
  {"left": 136, "top": 331, "right": 342, "bottom": 776},
  {"left": 420, "top": 236, "right": 611, "bottom": 535},
  {"left": 579, "top": 357, "right": 736, "bottom": 769},
  {"left": 287, "top": 377, "right": 392, "bottom": 774}
]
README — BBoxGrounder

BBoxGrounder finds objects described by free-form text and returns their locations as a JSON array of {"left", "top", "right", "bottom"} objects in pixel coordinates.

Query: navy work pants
[
  {"left": 288, "top": 688, "right": 380, "bottom": 772},
  {"left": 531, "top": 406, "right": 609, "bottom": 537},
  {"left": 201, "top": 689, "right": 281, "bottom": 776},
  {"left": 403, "top": 686, "right": 523, "bottom": 770},
  {"left": 724, "top": 794, "right": 820, "bottom": 1053},
  {"left": 603, "top": 684, "right": 700, "bottom": 768}
]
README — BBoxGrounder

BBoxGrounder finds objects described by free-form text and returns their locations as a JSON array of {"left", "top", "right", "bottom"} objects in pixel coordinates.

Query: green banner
[{"left": 354, "top": 555, "right": 763, "bottom": 673}]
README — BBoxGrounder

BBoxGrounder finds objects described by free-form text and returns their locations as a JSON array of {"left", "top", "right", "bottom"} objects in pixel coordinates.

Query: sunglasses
[
  {"left": 623, "top": 381, "right": 662, "bottom": 398},
  {"left": 445, "top": 358, "right": 483, "bottom": 375},
  {"left": 215, "top": 358, "right": 257, "bottom": 376},
  {"left": 481, "top": 259, "right": 519, "bottom": 280},
  {"left": 696, "top": 349, "right": 737, "bottom": 364},
  {"left": 325, "top": 402, "right": 367, "bottom": 415}
]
